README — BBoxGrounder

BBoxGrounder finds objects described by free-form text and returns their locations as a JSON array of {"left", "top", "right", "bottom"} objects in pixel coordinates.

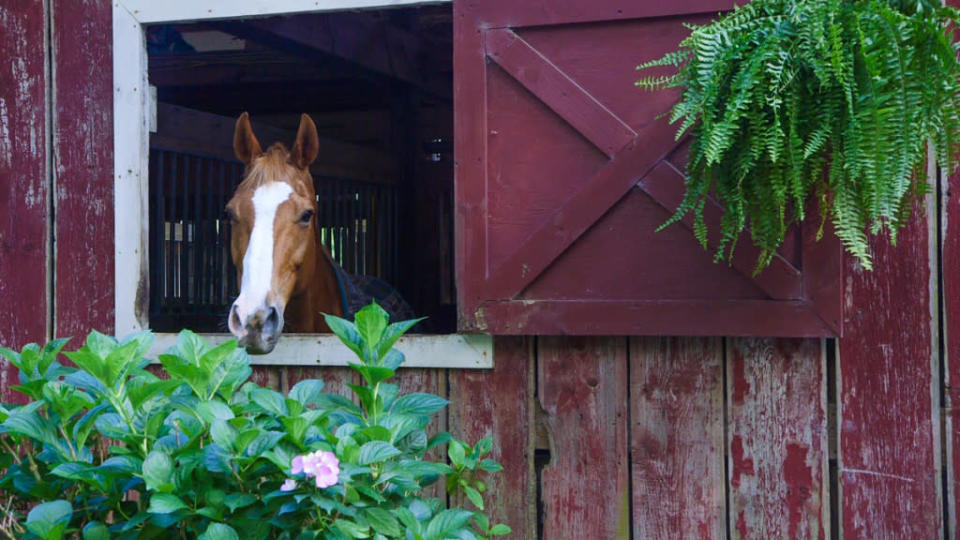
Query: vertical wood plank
[
  {"left": 839, "top": 198, "right": 940, "bottom": 538},
  {"left": 51, "top": 0, "right": 113, "bottom": 339},
  {"left": 448, "top": 337, "right": 534, "bottom": 539},
  {"left": 630, "top": 337, "right": 725, "bottom": 540},
  {"left": 248, "top": 366, "right": 281, "bottom": 391},
  {"left": 945, "top": 162, "right": 960, "bottom": 539},
  {"left": 538, "top": 336, "right": 629, "bottom": 539},
  {"left": 727, "top": 338, "right": 828, "bottom": 539},
  {"left": 0, "top": 3, "right": 49, "bottom": 402}
]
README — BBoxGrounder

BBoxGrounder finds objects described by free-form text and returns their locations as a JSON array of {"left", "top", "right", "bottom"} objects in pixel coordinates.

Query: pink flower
[
  {"left": 280, "top": 479, "right": 297, "bottom": 492},
  {"left": 292, "top": 450, "right": 340, "bottom": 489}
]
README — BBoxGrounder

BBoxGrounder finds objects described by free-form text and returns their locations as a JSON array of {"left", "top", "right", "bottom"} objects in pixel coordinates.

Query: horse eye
[
  {"left": 223, "top": 208, "right": 235, "bottom": 222},
  {"left": 299, "top": 209, "right": 314, "bottom": 224}
]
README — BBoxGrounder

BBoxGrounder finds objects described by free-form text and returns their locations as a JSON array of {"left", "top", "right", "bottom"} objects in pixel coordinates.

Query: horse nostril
[
  {"left": 228, "top": 304, "right": 244, "bottom": 336},
  {"left": 263, "top": 306, "right": 281, "bottom": 337}
]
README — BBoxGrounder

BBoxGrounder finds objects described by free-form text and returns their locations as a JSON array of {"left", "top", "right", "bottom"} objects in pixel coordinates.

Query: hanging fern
[{"left": 637, "top": 0, "right": 960, "bottom": 271}]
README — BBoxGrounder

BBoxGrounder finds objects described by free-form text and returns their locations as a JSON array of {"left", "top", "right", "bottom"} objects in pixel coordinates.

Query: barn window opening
[{"left": 144, "top": 5, "right": 455, "bottom": 334}]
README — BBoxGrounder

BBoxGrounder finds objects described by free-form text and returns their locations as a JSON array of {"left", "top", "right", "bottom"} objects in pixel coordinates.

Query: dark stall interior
[{"left": 145, "top": 5, "right": 455, "bottom": 333}]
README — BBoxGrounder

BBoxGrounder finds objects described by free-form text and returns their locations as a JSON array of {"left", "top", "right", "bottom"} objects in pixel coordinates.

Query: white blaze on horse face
[{"left": 235, "top": 182, "right": 293, "bottom": 319}]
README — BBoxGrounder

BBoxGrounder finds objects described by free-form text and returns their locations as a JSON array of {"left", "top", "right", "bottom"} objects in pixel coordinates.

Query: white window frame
[{"left": 112, "top": 0, "right": 491, "bottom": 369}]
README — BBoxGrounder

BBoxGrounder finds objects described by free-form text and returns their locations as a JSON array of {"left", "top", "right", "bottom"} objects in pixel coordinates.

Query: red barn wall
[{"left": 0, "top": 1, "right": 955, "bottom": 538}]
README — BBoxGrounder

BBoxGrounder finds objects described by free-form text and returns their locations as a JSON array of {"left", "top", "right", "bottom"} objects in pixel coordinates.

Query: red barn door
[{"left": 454, "top": 0, "right": 842, "bottom": 336}]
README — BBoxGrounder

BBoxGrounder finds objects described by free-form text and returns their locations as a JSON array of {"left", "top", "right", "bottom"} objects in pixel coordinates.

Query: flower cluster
[{"left": 284, "top": 450, "right": 340, "bottom": 490}]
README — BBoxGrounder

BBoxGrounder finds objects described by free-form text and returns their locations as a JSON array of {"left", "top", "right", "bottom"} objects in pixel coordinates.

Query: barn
[{"left": 0, "top": 0, "right": 956, "bottom": 537}]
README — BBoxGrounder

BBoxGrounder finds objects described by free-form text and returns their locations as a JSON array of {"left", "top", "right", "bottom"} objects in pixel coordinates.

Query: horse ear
[
  {"left": 234, "top": 112, "right": 262, "bottom": 165},
  {"left": 290, "top": 114, "right": 319, "bottom": 169}
]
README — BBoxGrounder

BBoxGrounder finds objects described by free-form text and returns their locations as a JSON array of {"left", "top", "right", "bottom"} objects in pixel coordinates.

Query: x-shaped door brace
[{"left": 481, "top": 28, "right": 803, "bottom": 301}]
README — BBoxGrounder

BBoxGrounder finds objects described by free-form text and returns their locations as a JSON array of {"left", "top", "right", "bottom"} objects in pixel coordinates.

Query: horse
[
  {"left": 225, "top": 112, "right": 342, "bottom": 353},
  {"left": 224, "top": 113, "right": 415, "bottom": 353}
]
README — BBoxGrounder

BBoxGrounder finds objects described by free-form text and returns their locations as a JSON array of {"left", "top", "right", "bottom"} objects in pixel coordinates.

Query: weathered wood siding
[
  {"left": 51, "top": 0, "right": 114, "bottom": 339},
  {"left": 0, "top": 2, "right": 50, "bottom": 403}
]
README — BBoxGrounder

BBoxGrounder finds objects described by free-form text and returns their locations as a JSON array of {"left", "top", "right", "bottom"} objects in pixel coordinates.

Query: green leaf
[
  {"left": 128, "top": 379, "right": 179, "bottom": 410},
  {"left": 199, "top": 523, "right": 240, "bottom": 540},
  {"left": 396, "top": 507, "right": 422, "bottom": 534},
  {"left": 211, "top": 419, "right": 238, "bottom": 452},
  {"left": 391, "top": 393, "right": 449, "bottom": 416},
  {"left": 463, "top": 485, "right": 484, "bottom": 510},
  {"left": 425, "top": 509, "right": 474, "bottom": 539},
  {"left": 38, "top": 338, "right": 70, "bottom": 377},
  {"left": 289, "top": 379, "right": 325, "bottom": 407},
  {"left": 323, "top": 314, "right": 364, "bottom": 357},
  {"left": 376, "top": 318, "right": 425, "bottom": 358},
  {"left": 354, "top": 302, "right": 389, "bottom": 351},
  {"left": 143, "top": 450, "right": 175, "bottom": 493},
  {"left": 314, "top": 393, "right": 364, "bottom": 417},
  {"left": 3, "top": 408, "right": 58, "bottom": 446},
  {"left": 350, "top": 363, "right": 395, "bottom": 386},
  {"left": 251, "top": 388, "right": 288, "bottom": 416},
  {"left": 358, "top": 441, "right": 402, "bottom": 465},
  {"left": 200, "top": 339, "right": 239, "bottom": 375},
  {"left": 359, "top": 425, "right": 393, "bottom": 442},
  {"left": 381, "top": 349, "right": 405, "bottom": 371},
  {"left": 25, "top": 500, "right": 73, "bottom": 540},
  {"left": 478, "top": 458, "right": 503, "bottom": 472},
  {"left": 147, "top": 493, "right": 188, "bottom": 514},
  {"left": 448, "top": 441, "right": 466, "bottom": 468},
  {"left": 489, "top": 524, "right": 512, "bottom": 536},
  {"left": 98, "top": 455, "right": 141, "bottom": 475},
  {"left": 475, "top": 437, "right": 493, "bottom": 456},
  {"left": 224, "top": 493, "right": 258, "bottom": 512},
  {"left": 81, "top": 521, "right": 110, "bottom": 540},
  {"left": 365, "top": 507, "right": 402, "bottom": 537},
  {"left": 281, "top": 416, "right": 308, "bottom": 445},
  {"left": 204, "top": 443, "right": 233, "bottom": 473},
  {"left": 245, "top": 430, "right": 285, "bottom": 457},
  {"left": 160, "top": 355, "right": 208, "bottom": 397},
  {"left": 196, "top": 400, "right": 235, "bottom": 423},
  {"left": 334, "top": 519, "right": 370, "bottom": 539},
  {"left": 174, "top": 330, "right": 207, "bottom": 366},
  {"left": 50, "top": 463, "right": 98, "bottom": 485},
  {"left": 94, "top": 413, "right": 131, "bottom": 441},
  {"left": 427, "top": 432, "right": 454, "bottom": 450},
  {"left": 103, "top": 338, "right": 144, "bottom": 383}
]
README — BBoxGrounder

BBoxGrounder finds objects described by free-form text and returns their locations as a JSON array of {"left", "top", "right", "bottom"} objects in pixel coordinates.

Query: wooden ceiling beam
[
  {"left": 213, "top": 12, "right": 451, "bottom": 101},
  {"left": 153, "top": 103, "right": 398, "bottom": 184},
  {"left": 148, "top": 51, "right": 347, "bottom": 87}
]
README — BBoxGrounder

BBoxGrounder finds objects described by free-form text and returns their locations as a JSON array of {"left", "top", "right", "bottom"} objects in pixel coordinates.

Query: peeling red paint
[
  {"left": 728, "top": 338, "right": 826, "bottom": 539},
  {"left": 736, "top": 511, "right": 748, "bottom": 539},
  {"left": 731, "top": 348, "right": 749, "bottom": 405},
  {"left": 783, "top": 443, "right": 813, "bottom": 539},
  {"left": 840, "top": 194, "right": 940, "bottom": 538},
  {"left": 730, "top": 435, "right": 754, "bottom": 489}
]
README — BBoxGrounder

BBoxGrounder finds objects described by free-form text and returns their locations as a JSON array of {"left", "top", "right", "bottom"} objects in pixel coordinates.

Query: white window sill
[{"left": 148, "top": 333, "right": 493, "bottom": 368}]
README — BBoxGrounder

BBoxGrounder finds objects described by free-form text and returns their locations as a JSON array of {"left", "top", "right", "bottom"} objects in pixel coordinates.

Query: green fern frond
[{"left": 637, "top": 0, "right": 960, "bottom": 271}]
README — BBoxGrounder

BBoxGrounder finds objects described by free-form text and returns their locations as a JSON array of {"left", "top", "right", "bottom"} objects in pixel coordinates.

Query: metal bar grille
[{"left": 148, "top": 147, "right": 398, "bottom": 332}]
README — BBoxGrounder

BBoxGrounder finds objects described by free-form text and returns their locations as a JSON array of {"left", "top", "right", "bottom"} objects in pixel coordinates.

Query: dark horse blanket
[{"left": 331, "top": 264, "right": 415, "bottom": 323}]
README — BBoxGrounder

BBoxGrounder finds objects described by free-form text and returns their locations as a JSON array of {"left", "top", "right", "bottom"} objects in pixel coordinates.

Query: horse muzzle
[{"left": 228, "top": 302, "right": 283, "bottom": 354}]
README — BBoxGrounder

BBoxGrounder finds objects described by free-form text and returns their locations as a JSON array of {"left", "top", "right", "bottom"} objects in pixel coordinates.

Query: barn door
[{"left": 454, "top": 0, "right": 842, "bottom": 336}]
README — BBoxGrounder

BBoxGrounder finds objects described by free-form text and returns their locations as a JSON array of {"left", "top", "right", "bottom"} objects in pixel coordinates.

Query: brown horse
[{"left": 225, "top": 112, "right": 342, "bottom": 353}]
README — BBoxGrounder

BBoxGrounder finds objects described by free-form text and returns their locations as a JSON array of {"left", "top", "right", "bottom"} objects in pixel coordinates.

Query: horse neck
[{"left": 286, "top": 237, "right": 342, "bottom": 333}]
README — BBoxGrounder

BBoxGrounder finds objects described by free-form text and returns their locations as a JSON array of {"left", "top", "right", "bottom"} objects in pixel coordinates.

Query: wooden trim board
[
  {"left": 149, "top": 333, "right": 493, "bottom": 368},
  {"left": 121, "top": 0, "right": 451, "bottom": 24}
]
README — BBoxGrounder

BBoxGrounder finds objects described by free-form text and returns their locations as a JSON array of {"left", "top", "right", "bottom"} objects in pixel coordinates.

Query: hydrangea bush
[{"left": 0, "top": 303, "right": 509, "bottom": 539}]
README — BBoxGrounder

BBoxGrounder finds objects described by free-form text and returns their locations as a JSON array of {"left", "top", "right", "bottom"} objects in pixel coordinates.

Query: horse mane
[{"left": 239, "top": 143, "right": 297, "bottom": 190}]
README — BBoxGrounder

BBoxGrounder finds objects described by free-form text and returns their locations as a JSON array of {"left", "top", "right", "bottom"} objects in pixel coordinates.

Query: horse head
[{"left": 225, "top": 112, "right": 340, "bottom": 353}]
